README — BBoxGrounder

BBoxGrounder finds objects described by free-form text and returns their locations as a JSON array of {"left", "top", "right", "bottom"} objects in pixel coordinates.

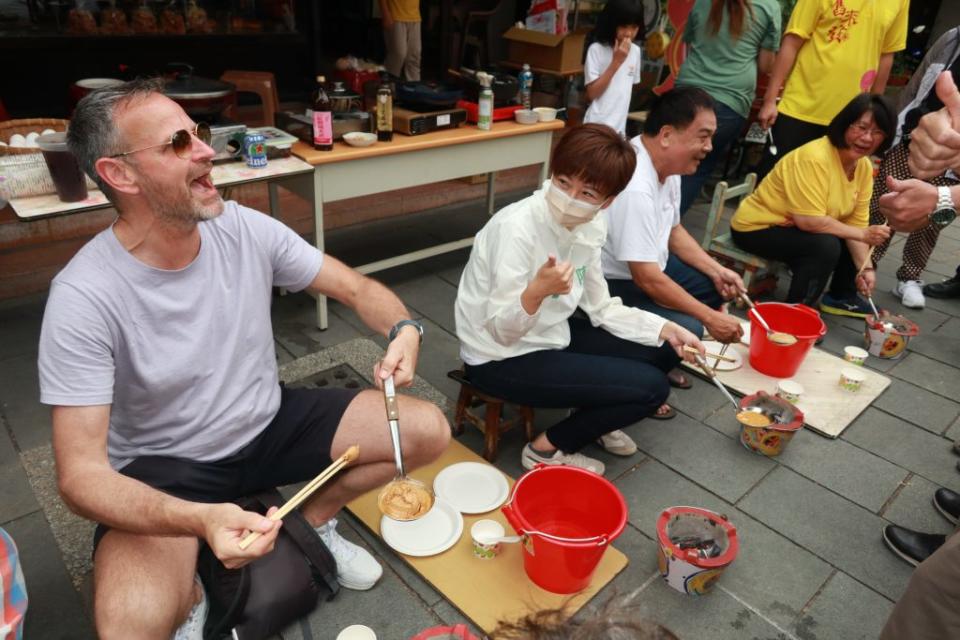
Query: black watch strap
[{"left": 389, "top": 319, "right": 423, "bottom": 343}]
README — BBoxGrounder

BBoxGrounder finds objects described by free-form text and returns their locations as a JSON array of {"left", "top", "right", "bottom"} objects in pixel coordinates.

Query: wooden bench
[{"left": 447, "top": 369, "right": 534, "bottom": 462}]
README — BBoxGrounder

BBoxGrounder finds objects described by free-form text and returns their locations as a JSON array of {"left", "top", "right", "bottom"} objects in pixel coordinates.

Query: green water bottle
[{"left": 477, "top": 72, "right": 493, "bottom": 131}]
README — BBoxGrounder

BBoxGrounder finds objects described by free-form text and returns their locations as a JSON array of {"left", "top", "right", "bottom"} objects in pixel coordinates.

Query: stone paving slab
[
  {"left": 775, "top": 429, "right": 908, "bottom": 512},
  {"left": 392, "top": 274, "right": 459, "bottom": 337},
  {"left": 632, "top": 412, "right": 775, "bottom": 503},
  {"left": 842, "top": 408, "right": 960, "bottom": 492},
  {"left": 666, "top": 375, "right": 732, "bottom": 422},
  {"left": 738, "top": 466, "right": 914, "bottom": 601},
  {"left": 0, "top": 301, "right": 42, "bottom": 362},
  {"left": 0, "top": 353, "right": 48, "bottom": 452},
  {"left": 888, "top": 352, "right": 960, "bottom": 399},
  {"left": 0, "top": 461, "right": 39, "bottom": 525},
  {"left": 618, "top": 459, "right": 834, "bottom": 629},
  {"left": 790, "top": 571, "right": 894, "bottom": 640},
  {"left": 880, "top": 473, "right": 956, "bottom": 536},
  {"left": 872, "top": 379, "right": 960, "bottom": 435}
]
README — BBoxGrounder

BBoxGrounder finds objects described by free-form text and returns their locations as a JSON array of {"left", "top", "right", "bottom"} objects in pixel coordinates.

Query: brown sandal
[{"left": 650, "top": 403, "right": 677, "bottom": 420}]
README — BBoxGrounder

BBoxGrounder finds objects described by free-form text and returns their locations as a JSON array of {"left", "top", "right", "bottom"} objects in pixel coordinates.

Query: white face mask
[{"left": 545, "top": 181, "right": 603, "bottom": 228}]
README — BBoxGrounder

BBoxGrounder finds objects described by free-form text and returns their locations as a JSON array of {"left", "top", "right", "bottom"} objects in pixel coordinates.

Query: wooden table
[{"left": 291, "top": 119, "right": 564, "bottom": 329}]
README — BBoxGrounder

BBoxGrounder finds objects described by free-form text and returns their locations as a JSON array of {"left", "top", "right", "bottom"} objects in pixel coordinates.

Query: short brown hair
[{"left": 550, "top": 124, "right": 637, "bottom": 199}]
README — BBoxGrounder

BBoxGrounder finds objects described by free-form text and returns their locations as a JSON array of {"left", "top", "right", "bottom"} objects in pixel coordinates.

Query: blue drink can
[{"left": 243, "top": 132, "right": 268, "bottom": 168}]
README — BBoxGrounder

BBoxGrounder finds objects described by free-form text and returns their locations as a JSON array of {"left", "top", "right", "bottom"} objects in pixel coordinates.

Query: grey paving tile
[
  {"left": 738, "top": 466, "right": 914, "bottom": 600},
  {"left": 371, "top": 317, "right": 462, "bottom": 404},
  {"left": 945, "top": 415, "right": 960, "bottom": 443},
  {"left": 791, "top": 571, "right": 893, "bottom": 640},
  {"left": 702, "top": 405, "right": 743, "bottom": 439},
  {"left": 888, "top": 352, "right": 960, "bottom": 401},
  {"left": 0, "top": 299, "right": 42, "bottom": 362},
  {"left": 880, "top": 473, "right": 956, "bottom": 536},
  {"left": 843, "top": 408, "right": 960, "bottom": 491},
  {"left": 597, "top": 523, "right": 660, "bottom": 599},
  {"left": 632, "top": 412, "right": 775, "bottom": 503},
  {"left": 430, "top": 600, "right": 483, "bottom": 639},
  {"left": 5, "top": 511, "right": 95, "bottom": 639},
  {"left": 908, "top": 323, "right": 960, "bottom": 368},
  {"left": 0, "top": 415, "right": 18, "bottom": 468},
  {"left": 617, "top": 460, "right": 833, "bottom": 628},
  {"left": 776, "top": 428, "right": 908, "bottom": 512},
  {"left": 0, "top": 353, "right": 49, "bottom": 452},
  {"left": 0, "top": 460, "right": 39, "bottom": 524},
  {"left": 872, "top": 379, "right": 960, "bottom": 435},
  {"left": 666, "top": 374, "right": 733, "bottom": 422},
  {"left": 393, "top": 274, "right": 459, "bottom": 337}
]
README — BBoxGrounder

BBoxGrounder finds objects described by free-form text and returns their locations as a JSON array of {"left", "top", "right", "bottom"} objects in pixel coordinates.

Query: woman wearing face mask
[{"left": 454, "top": 124, "right": 704, "bottom": 475}]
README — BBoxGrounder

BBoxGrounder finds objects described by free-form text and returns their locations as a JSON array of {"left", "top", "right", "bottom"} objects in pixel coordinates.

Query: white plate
[
  {"left": 700, "top": 340, "right": 744, "bottom": 372},
  {"left": 380, "top": 498, "right": 464, "bottom": 557},
  {"left": 432, "top": 462, "right": 510, "bottom": 514}
]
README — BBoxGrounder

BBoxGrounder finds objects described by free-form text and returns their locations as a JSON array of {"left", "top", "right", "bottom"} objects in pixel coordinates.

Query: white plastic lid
[{"left": 36, "top": 132, "right": 69, "bottom": 152}]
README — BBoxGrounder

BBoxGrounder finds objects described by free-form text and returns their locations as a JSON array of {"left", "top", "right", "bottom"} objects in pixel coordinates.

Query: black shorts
[{"left": 92, "top": 384, "right": 361, "bottom": 552}]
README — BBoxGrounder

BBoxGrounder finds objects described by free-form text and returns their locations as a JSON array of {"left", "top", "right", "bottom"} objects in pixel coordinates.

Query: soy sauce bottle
[
  {"left": 312, "top": 75, "right": 333, "bottom": 151},
  {"left": 376, "top": 73, "right": 394, "bottom": 142}
]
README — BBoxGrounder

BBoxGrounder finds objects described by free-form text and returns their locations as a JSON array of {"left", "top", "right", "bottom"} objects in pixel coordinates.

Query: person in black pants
[{"left": 729, "top": 94, "right": 895, "bottom": 316}]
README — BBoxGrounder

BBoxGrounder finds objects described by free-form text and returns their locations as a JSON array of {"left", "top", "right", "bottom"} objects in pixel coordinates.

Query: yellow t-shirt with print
[
  {"left": 778, "top": 0, "right": 908, "bottom": 125},
  {"left": 731, "top": 136, "right": 872, "bottom": 232},
  {"left": 383, "top": 0, "right": 420, "bottom": 22}
]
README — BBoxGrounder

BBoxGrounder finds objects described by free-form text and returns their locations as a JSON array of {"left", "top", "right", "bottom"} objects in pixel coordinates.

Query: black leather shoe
[
  {"left": 923, "top": 275, "right": 960, "bottom": 299},
  {"left": 935, "top": 488, "right": 960, "bottom": 524},
  {"left": 882, "top": 524, "right": 946, "bottom": 566}
]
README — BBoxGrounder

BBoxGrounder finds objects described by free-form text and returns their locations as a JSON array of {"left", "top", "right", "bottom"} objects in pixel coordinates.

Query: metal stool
[{"left": 447, "top": 369, "right": 534, "bottom": 462}]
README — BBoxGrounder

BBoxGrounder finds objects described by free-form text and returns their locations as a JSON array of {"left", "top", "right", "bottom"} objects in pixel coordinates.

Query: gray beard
[{"left": 141, "top": 176, "right": 224, "bottom": 229}]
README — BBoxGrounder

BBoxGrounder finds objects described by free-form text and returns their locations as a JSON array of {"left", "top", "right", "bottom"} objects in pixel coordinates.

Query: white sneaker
[
  {"left": 173, "top": 575, "right": 207, "bottom": 640},
  {"left": 521, "top": 443, "right": 605, "bottom": 475},
  {"left": 893, "top": 280, "right": 925, "bottom": 309},
  {"left": 315, "top": 517, "right": 383, "bottom": 590},
  {"left": 596, "top": 429, "right": 638, "bottom": 456}
]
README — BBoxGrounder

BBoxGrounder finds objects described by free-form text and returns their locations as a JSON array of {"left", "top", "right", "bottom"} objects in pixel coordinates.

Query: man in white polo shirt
[{"left": 602, "top": 87, "right": 745, "bottom": 374}]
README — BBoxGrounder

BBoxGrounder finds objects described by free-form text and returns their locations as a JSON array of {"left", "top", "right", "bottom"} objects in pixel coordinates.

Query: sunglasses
[{"left": 110, "top": 122, "right": 212, "bottom": 159}]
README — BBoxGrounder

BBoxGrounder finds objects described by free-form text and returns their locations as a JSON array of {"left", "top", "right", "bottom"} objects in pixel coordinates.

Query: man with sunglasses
[{"left": 37, "top": 78, "right": 450, "bottom": 638}]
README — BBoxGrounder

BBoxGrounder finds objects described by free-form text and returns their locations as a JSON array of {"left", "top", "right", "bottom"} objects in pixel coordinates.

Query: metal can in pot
[{"left": 242, "top": 132, "right": 267, "bottom": 168}]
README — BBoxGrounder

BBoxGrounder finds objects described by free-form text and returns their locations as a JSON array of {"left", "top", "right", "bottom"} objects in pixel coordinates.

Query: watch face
[{"left": 931, "top": 207, "right": 957, "bottom": 226}]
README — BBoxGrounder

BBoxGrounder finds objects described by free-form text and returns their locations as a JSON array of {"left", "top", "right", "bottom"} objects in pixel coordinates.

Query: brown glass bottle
[{"left": 312, "top": 75, "right": 333, "bottom": 151}]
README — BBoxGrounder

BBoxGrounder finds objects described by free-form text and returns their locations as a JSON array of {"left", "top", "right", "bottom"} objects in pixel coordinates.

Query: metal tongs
[{"left": 692, "top": 353, "right": 740, "bottom": 411}]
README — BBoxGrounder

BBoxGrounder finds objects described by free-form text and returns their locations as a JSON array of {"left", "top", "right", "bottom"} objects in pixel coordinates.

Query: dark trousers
[
  {"left": 680, "top": 101, "right": 747, "bottom": 215},
  {"left": 464, "top": 317, "right": 677, "bottom": 453},
  {"left": 757, "top": 112, "right": 828, "bottom": 182},
  {"left": 731, "top": 226, "right": 857, "bottom": 304},
  {"left": 606, "top": 254, "right": 724, "bottom": 338}
]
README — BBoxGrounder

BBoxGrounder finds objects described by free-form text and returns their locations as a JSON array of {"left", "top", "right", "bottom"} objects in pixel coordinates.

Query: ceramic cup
[
  {"left": 336, "top": 624, "right": 377, "bottom": 640},
  {"left": 843, "top": 346, "right": 869, "bottom": 366},
  {"left": 776, "top": 380, "right": 804, "bottom": 404},
  {"left": 471, "top": 519, "right": 504, "bottom": 560},
  {"left": 839, "top": 367, "right": 867, "bottom": 393}
]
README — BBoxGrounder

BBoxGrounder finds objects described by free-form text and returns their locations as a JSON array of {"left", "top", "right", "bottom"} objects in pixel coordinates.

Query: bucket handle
[{"left": 501, "top": 465, "right": 610, "bottom": 547}]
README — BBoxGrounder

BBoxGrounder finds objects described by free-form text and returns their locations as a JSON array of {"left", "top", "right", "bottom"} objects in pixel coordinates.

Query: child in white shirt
[{"left": 583, "top": 0, "right": 645, "bottom": 136}]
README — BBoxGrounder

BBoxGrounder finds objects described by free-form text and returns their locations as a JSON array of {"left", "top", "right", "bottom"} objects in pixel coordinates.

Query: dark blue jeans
[
  {"left": 606, "top": 254, "right": 723, "bottom": 338},
  {"left": 464, "top": 317, "right": 677, "bottom": 453},
  {"left": 680, "top": 101, "right": 746, "bottom": 215}
]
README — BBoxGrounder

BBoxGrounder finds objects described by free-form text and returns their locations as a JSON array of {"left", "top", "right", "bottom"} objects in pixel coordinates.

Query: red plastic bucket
[
  {"left": 749, "top": 303, "right": 826, "bottom": 378},
  {"left": 501, "top": 464, "right": 627, "bottom": 594}
]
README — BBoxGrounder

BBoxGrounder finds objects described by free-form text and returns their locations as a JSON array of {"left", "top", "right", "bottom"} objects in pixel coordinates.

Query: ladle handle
[
  {"left": 739, "top": 291, "right": 773, "bottom": 334},
  {"left": 694, "top": 354, "right": 741, "bottom": 411},
  {"left": 383, "top": 375, "right": 406, "bottom": 477}
]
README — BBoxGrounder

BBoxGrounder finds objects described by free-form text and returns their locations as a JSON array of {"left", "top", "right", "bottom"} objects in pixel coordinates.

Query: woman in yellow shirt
[{"left": 731, "top": 94, "right": 895, "bottom": 317}]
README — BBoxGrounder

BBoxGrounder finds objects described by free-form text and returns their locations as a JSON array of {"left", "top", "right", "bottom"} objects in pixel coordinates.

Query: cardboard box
[{"left": 502, "top": 26, "right": 587, "bottom": 73}]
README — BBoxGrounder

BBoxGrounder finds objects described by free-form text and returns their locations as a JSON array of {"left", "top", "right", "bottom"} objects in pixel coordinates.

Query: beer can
[{"left": 243, "top": 132, "right": 268, "bottom": 168}]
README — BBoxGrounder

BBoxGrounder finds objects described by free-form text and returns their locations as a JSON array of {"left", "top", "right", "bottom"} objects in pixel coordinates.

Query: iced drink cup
[{"left": 37, "top": 132, "right": 88, "bottom": 202}]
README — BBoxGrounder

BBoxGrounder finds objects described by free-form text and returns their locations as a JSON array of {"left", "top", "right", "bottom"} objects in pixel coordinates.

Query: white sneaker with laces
[
  {"left": 596, "top": 429, "right": 638, "bottom": 456},
  {"left": 521, "top": 443, "right": 605, "bottom": 475},
  {"left": 315, "top": 517, "right": 383, "bottom": 590},
  {"left": 173, "top": 575, "right": 207, "bottom": 640},
  {"left": 893, "top": 280, "right": 925, "bottom": 309}
]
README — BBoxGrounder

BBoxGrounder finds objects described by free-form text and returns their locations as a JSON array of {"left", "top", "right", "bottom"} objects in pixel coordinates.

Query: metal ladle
[
  {"left": 377, "top": 375, "right": 434, "bottom": 521},
  {"left": 738, "top": 291, "right": 797, "bottom": 346},
  {"left": 693, "top": 354, "right": 772, "bottom": 428},
  {"left": 767, "top": 128, "right": 778, "bottom": 156}
]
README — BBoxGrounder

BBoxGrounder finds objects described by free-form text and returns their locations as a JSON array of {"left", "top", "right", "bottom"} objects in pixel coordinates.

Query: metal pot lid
[
  {"left": 330, "top": 81, "right": 360, "bottom": 99},
  {"left": 163, "top": 63, "right": 235, "bottom": 100}
]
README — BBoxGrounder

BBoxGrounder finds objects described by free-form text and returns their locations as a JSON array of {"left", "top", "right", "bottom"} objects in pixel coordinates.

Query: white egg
[
  {"left": 9, "top": 134, "right": 26, "bottom": 147},
  {"left": 25, "top": 139, "right": 39, "bottom": 148},
  {"left": 26, "top": 131, "right": 40, "bottom": 143},
  {"left": 41, "top": 129, "right": 56, "bottom": 136}
]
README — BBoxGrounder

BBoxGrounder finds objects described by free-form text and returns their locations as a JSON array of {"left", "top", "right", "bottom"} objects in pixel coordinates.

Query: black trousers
[
  {"left": 757, "top": 113, "right": 828, "bottom": 182},
  {"left": 731, "top": 226, "right": 858, "bottom": 305}
]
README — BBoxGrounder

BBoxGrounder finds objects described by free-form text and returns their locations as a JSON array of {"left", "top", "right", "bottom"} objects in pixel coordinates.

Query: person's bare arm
[
  {"left": 378, "top": 0, "right": 393, "bottom": 29},
  {"left": 305, "top": 254, "right": 420, "bottom": 385},
  {"left": 53, "top": 405, "right": 280, "bottom": 568},
  {"left": 793, "top": 214, "right": 890, "bottom": 244},
  {"left": 585, "top": 38, "right": 631, "bottom": 101},
  {"left": 871, "top": 52, "right": 894, "bottom": 94},
  {"left": 758, "top": 34, "right": 805, "bottom": 128},
  {"left": 757, "top": 49, "right": 776, "bottom": 75},
  {"left": 879, "top": 179, "right": 960, "bottom": 232}
]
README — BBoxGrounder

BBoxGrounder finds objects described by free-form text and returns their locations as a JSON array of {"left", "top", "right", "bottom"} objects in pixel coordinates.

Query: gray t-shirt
[{"left": 38, "top": 201, "right": 323, "bottom": 469}]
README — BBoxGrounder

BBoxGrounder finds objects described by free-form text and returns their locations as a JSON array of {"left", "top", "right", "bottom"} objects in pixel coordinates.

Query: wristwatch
[
  {"left": 929, "top": 186, "right": 957, "bottom": 228},
  {"left": 388, "top": 319, "right": 424, "bottom": 343}
]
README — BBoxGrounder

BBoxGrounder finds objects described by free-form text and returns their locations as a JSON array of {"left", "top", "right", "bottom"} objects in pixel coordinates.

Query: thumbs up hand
[
  {"left": 532, "top": 253, "right": 574, "bottom": 298},
  {"left": 909, "top": 71, "right": 960, "bottom": 179}
]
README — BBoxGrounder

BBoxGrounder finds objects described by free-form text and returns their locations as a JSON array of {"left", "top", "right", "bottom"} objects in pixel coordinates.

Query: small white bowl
[
  {"left": 514, "top": 109, "right": 538, "bottom": 124},
  {"left": 533, "top": 107, "right": 557, "bottom": 122},
  {"left": 342, "top": 132, "right": 377, "bottom": 147}
]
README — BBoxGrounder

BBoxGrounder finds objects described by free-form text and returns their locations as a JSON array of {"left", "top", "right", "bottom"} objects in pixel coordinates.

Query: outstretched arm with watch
[{"left": 878, "top": 180, "right": 959, "bottom": 233}]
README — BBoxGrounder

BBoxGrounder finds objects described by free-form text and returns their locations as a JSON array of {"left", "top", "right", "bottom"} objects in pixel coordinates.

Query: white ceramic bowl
[
  {"left": 342, "top": 132, "right": 377, "bottom": 147},
  {"left": 514, "top": 109, "right": 539, "bottom": 124},
  {"left": 533, "top": 107, "right": 557, "bottom": 122}
]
